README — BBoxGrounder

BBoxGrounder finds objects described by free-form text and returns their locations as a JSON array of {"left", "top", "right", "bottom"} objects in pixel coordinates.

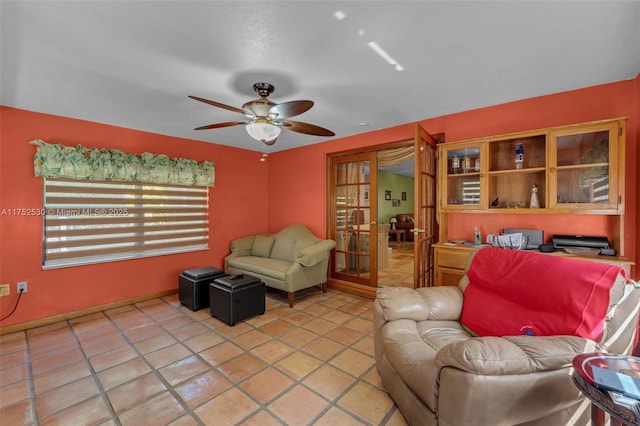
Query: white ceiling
[{"left": 2, "top": 1, "right": 639, "bottom": 154}]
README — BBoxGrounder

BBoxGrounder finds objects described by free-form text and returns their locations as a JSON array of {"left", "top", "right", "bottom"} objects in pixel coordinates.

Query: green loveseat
[{"left": 224, "top": 224, "right": 336, "bottom": 307}]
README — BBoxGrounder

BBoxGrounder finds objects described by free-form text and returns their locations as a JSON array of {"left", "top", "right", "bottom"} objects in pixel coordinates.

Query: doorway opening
[
  {"left": 326, "top": 126, "right": 438, "bottom": 298},
  {"left": 377, "top": 149, "right": 414, "bottom": 288}
]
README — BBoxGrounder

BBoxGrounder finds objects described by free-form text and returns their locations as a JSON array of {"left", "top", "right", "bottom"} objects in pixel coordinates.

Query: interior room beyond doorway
[{"left": 377, "top": 148, "right": 415, "bottom": 288}]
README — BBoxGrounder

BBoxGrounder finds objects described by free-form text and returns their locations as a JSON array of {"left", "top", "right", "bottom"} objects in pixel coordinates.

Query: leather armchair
[
  {"left": 374, "top": 247, "right": 640, "bottom": 425},
  {"left": 394, "top": 213, "right": 414, "bottom": 241}
]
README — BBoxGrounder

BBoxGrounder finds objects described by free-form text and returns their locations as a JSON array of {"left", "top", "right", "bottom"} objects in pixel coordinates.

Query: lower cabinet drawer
[
  {"left": 435, "top": 268, "right": 466, "bottom": 286},
  {"left": 433, "top": 244, "right": 476, "bottom": 286},
  {"left": 435, "top": 246, "right": 474, "bottom": 268}
]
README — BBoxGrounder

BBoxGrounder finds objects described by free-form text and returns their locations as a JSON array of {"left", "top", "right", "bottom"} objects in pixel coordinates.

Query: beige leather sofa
[
  {"left": 224, "top": 224, "right": 336, "bottom": 307},
  {"left": 374, "top": 247, "right": 640, "bottom": 426}
]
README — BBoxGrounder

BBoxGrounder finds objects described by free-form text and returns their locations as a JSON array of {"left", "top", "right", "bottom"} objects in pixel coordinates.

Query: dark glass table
[{"left": 572, "top": 353, "right": 640, "bottom": 426}]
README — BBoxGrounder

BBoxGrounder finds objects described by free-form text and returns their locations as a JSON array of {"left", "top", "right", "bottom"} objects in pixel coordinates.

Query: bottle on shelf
[
  {"left": 452, "top": 156, "right": 460, "bottom": 174},
  {"left": 463, "top": 155, "right": 471, "bottom": 173},
  {"left": 515, "top": 143, "right": 524, "bottom": 169},
  {"left": 474, "top": 226, "right": 482, "bottom": 245}
]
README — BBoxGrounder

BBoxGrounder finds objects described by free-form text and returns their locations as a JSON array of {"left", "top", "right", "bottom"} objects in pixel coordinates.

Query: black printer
[{"left": 551, "top": 234, "right": 616, "bottom": 256}]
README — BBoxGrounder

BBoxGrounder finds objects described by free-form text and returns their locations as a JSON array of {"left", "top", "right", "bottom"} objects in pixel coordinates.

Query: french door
[
  {"left": 329, "top": 152, "right": 379, "bottom": 288},
  {"left": 327, "top": 127, "right": 437, "bottom": 296},
  {"left": 414, "top": 125, "right": 438, "bottom": 287}
]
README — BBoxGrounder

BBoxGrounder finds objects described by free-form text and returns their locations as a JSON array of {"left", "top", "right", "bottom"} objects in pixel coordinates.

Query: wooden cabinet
[
  {"left": 433, "top": 243, "right": 633, "bottom": 286},
  {"left": 441, "top": 141, "right": 485, "bottom": 208},
  {"left": 548, "top": 121, "right": 623, "bottom": 212},
  {"left": 438, "top": 118, "right": 625, "bottom": 214},
  {"left": 433, "top": 243, "right": 477, "bottom": 286},
  {"left": 437, "top": 118, "right": 627, "bottom": 257}
]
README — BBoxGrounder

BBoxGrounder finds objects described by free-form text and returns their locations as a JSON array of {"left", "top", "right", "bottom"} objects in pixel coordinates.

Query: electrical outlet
[
  {"left": 17, "top": 281, "right": 27, "bottom": 293},
  {"left": 0, "top": 284, "right": 9, "bottom": 297}
]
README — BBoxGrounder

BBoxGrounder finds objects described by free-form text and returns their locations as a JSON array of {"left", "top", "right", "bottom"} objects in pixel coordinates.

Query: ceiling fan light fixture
[{"left": 246, "top": 121, "right": 281, "bottom": 143}]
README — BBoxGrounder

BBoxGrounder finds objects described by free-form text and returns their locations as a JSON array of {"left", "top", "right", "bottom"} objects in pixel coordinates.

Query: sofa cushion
[
  {"left": 251, "top": 235, "right": 275, "bottom": 258},
  {"left": 271, "top": 237, "right": 296, "bottom": 262},
  {"left": 460, "top": 247, "right": 624, "bottom": 340},
  {"left": 226, "top": 256, "right": 291, "bottom": 280}
]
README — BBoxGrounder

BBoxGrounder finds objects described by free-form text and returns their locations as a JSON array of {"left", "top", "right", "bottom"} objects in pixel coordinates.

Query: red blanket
[{"left": 460, "top": 247, "right": 625, "bottom": 340}]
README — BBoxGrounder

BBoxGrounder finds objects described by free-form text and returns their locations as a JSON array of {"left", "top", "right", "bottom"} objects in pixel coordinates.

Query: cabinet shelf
[
  {"left": 447, "top": 172, "right": 481, "bottom": 178},
  {"left": 489, "top": 167, "right": 546, "bottom": 175},
  {"left": 437, "top": 117, "right": 627, "bottom": 257},
  {"left": 556, "top": 162, "right": 608, "bottom": 170},
  {"left": 438, "top": 118, "right": 624, "bottom": 214}
]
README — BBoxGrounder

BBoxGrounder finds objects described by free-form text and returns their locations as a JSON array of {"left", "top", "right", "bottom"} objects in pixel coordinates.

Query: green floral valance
[{"left": 30, "top": 140, "right": 215, "bottom": 187}]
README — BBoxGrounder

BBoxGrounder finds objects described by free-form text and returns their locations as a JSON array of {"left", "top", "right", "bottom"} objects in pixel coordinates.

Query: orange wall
[
  {"left": 1, "top": 76, "right": 638, "bottom": 327},
  {"left": 268, "top": 78, "right": 639, "bottom": 277},
  {"left": 0, "top": 107, "right": 269, "bottom": 326}
]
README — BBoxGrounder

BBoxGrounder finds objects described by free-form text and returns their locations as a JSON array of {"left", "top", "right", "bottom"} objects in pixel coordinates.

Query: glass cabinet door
[
  {"left": 549, "top": 122, "right": 621, "bottom": 211},
  {"left": 440, "top": 143, "right": 485, "bottom": 209}
]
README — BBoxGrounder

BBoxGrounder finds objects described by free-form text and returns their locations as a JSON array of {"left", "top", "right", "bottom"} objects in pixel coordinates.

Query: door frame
[{"left": 326, "top": 133, "right": 438, "bottom": 298}]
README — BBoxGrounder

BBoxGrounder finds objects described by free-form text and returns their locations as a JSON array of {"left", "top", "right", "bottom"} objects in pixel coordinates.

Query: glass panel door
[
  {"left": 441, "top": 143, "right": 484, "bottom": 209},
  {"left": 415, "top": 125, "right": 437, "bottom": 287},
  {"left": 331, "top": 153, "right": 378, "bottom": 286},
  {"left": 549, "top": 122, "right": 619, "bottom": 211}
]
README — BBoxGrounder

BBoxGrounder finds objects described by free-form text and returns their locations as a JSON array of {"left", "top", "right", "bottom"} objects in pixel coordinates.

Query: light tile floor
[
  {"left": 0, "top": 288, "right": 408, "bottom": 426},
  {"left": 378, "top": 245, "right": 414, "bottom": 288}
]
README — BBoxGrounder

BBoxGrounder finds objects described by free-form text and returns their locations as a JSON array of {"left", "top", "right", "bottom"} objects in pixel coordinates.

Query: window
[{"left": 42, "top": 178, "right": 209, "bottom": 268}]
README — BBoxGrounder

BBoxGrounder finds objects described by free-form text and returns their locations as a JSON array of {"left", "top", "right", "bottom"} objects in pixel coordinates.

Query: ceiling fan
[{"left": 189, "top": 82, "right": 335, "bottom": 146}]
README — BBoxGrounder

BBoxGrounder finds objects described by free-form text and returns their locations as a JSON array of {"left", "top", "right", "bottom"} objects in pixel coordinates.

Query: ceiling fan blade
[
  {"left": 194, "top": 121, "right": 248, "bottom": 130},
  {"left": 283, "top": 120, "right": 335, "bottom": 137},
  {"left": 188, "top": 95, "right": 247, "bottom": 115},
  {"left": 269, "top": 100, "right": 314, "bottom": 119}
]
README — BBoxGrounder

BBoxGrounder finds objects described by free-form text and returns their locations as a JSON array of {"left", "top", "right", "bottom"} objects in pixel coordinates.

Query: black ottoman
[
  {"left": 179, "top": 266, "right": 227, "bottom": 311},
  {"left": 210, "top": 274, "right": 265, "bottom": 326}
]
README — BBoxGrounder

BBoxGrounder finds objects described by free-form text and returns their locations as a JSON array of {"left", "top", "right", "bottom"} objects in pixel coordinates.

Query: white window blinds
[{"left": 43, "top": 178, "right": 209, "bottom": 268}]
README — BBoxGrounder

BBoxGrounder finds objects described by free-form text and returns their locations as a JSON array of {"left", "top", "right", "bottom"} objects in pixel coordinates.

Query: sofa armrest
[
  {"left": 376, "top": 286, "right": 463, "bottom": 322},
  {"left": 295, "top": 240, "right": 336, "bottom": 267},
  {"left": 436, "top": 335, "right": 599, "bottom": 375},
  {"left": 229, "top": 235, "right": 255, "bottom": 257}
]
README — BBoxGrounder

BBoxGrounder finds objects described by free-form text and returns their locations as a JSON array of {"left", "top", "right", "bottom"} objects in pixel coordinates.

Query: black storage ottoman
[
  {"left": 210, "top": 274, "right": 265, "bottom": 326},
  {"left": 179, "top": 266, "right": 227, "bottom": 311}
]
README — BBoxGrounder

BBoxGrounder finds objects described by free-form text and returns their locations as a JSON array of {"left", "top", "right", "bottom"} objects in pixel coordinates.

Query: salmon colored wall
[
  {"left": 268, "top": 78, "right": 639, "bottom": 278},
  {"left": 1, "top": 77, "right": 638, "bottom": 327},
  {"left": 0, "top": 107, "right": 269, "bottom": 326},
  {"left": 636, "top": 75, "right": 640, "bottom": 271}
]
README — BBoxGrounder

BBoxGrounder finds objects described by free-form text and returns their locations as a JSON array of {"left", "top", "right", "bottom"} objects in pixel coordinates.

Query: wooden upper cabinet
[
  {"left": 438, "top": 118, "right": 625, "bottom": 214},
  {"left": 548, "top": 120, "right": 624, "bottom": 213}
]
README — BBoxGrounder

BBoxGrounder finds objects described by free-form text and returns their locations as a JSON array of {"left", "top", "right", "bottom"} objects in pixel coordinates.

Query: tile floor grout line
[
  {"left": 305, "top": 357, "right": 381, "bottom": 426},
  {"left": 203, "top": 294, "right": 337, "bottom": 425},
  {"left": 1, "top": 290, "right": 401, "bottom": 426},
  {"left": 111, "top": 301, "right": 211, "bottom": 425},
  {"left": 23, "top": 327, "right": 39, "bottom": 426},
  {"left": 52, "top": 316, "right": 122, "bottom": 426},
  {"left": 204, "top": 295, "right": 375, "bottom": 425},
  {"left": 145, "top": 293, "right": 301, "bottom": 425},
  {"left": 281, "top": 306, "right": 379, "bottom": 424}
]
